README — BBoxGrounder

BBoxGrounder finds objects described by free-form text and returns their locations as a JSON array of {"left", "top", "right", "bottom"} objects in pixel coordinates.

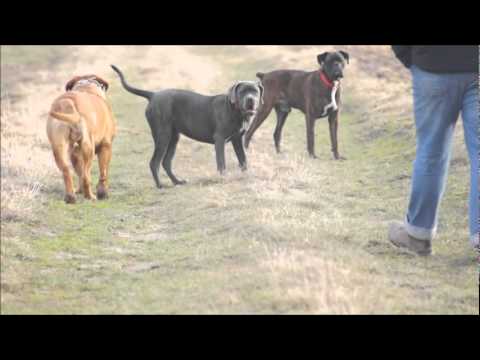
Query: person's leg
[
  {"left": 460, "top": 75, "right": 479, "bottom": 249},
  {"left": 404, "top": 66, "right": 462, "bottom": 241},
  {"left": 389, "top": 66, "right": 465, "bottom": 255}
]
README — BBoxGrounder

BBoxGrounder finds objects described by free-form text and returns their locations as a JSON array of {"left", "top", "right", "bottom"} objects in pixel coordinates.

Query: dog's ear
[
  {"left": 228, "top": 81, "right": 240, "bottom": 104},
  {"left": 317, "top": 52, "right": 329, "bottom": 65},
  {"left": 93, "top": 75, "right": 109, "bottom": 91},
  {"left": 65, "top": 76, "right": 81, "bottom": 91},
  {"left": 339, "top": 51, "right": 350, "bottom": 64},
  {"left": 257, "top": 82, "right": 264, "bottom": 104}
]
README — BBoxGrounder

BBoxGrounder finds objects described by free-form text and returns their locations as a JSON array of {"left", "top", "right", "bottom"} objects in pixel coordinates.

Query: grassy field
[{"left": 1, "top": 45, "right": 478, "bottom": 314}]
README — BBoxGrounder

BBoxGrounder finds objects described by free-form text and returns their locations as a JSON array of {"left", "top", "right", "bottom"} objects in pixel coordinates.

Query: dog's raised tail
[
  {"left": 256, "top": 72, "right": 265, "bottom": 80},
  {"left": 49, "top": 110, "right": 81, "bottom": 125},
  {"left": 111, "top": 65, "right": 153, "bottom": 100}
]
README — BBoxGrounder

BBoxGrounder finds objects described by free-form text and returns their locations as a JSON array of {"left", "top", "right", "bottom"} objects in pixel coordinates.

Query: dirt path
[{"left": 1, "top": 46, "right": 477, "bottom": 314}]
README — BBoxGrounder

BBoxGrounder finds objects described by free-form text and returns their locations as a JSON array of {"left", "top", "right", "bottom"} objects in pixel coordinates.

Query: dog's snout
[{"left": 246, "top": 97, "right": 256, "bottom": 110}]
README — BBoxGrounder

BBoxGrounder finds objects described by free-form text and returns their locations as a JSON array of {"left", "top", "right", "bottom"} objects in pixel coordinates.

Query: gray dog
[{"left": 111, "top": 65, "right": 263, "bottom": 188}]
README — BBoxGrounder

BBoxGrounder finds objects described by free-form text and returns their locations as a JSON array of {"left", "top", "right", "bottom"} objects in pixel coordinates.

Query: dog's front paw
[
  {"left": 64, "top": 193, "right": 77, "bottom": 204},
  {"left": 96, "top": 183, "right": 109, "bottom": 199},
  {"left": 97, "top": 189, "right": 109, "bottom": 200},
  {"left": 334, "top": 155, "right": 347, "bottom": 161}
]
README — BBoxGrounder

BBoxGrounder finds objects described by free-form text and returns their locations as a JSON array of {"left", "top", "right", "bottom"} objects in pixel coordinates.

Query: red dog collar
[{"left": 319, "top": 70, "right": 334, "bottom": 88}]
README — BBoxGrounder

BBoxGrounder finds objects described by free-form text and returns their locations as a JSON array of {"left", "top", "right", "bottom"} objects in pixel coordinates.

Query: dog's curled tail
[
  {"left": 111, "top": 65, "right": 153, "bottom": 101},
  {"left": 256, "top": 72, "right": 265, "bottom": 80},
  {"left": 49, "top": 110, "right": 81, "bottom": 124}
]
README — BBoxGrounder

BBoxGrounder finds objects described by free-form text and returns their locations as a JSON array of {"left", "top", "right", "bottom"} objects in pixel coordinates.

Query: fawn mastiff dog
[
  {"left": 111, "top": 65, "right": 263, "bottom": 188},
  {"left": 47, "top": 75, "right": 116, "bottom": 203},
  {"left": 244, "top": 51, "right": 349, "bottom": 160}
]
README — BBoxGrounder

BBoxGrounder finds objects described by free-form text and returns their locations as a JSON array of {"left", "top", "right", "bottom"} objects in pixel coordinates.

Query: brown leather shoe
[{"left": 388, "top": 221, "right": 432, "bottom": 256}]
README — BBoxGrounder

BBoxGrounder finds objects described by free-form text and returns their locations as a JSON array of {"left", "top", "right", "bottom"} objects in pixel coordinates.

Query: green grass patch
[{"left": 1, "top": 46, "right": 477, "bottom": 314}]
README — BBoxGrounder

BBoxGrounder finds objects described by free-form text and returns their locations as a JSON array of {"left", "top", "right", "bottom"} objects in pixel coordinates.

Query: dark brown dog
[{"left": 244, "top": 51, "right": 349, "bottom": 159}]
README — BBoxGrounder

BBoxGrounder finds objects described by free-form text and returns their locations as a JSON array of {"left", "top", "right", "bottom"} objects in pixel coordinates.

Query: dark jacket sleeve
[{"left": 391, "top": 46, "right": 413, "bottom": 68}]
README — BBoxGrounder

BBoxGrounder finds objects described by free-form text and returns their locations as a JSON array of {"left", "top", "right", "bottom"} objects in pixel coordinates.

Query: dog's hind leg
[
  {"left": 162, "top": 130, "right": 185, "bottom": 186},
  {"left": 273, "top": 103, "right": 291, "bottom": 154},
  {"left": 96, "top": 143, "right": 112, "bottom": 199},
  {"left": 70, "top": 145, "right": 84, "bottom": 194},
  {"left": 53, "top": 143, "right": 76, "bottom": 204},
  {"left": 150, "top": 130, "right": 172, "bottom": 189},
  {"left": 80, "top": 137, "right": 96, "bottom": 200}
]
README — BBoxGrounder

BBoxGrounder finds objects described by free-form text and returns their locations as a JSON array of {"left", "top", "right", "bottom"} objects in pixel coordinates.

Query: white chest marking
[
  {"left": 241, "top": 117, "right": 251, "bottom": 132},
  {"left": 320, "top": 81, "right": 339, "bottom": 117},
  {"left": 225, "top": 117, "right": 251, "bottom": 142}
]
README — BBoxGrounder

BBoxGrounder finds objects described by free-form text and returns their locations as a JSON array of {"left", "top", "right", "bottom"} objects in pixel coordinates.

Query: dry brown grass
[
  {"left": 1, "top": 46, "right": 476, "bottom": 314},
  {"left": 0, "top": 45, "right": 215, "bottom": 221},
  {"left": 261, "top": 246, "right": 395, "bottom": 314},
  {"left": 1, "top": 89, "right": 56, "bottom": 221}
]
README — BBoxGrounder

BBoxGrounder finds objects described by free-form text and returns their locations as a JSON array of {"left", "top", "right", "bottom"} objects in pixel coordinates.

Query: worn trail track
[{"left": 1, "top": 46, "right": 477, "bottom": 314}]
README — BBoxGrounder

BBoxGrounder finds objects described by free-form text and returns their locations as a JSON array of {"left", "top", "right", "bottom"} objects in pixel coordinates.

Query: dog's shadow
[
  {"left": 192, "top": 172, "right": 249, "bottom": 188},
  {"left": 194, "top": 177, "right": 226, "bottom": 187},
  {"left": 41, "top": 183, "right": 64, "bottom": 195}
]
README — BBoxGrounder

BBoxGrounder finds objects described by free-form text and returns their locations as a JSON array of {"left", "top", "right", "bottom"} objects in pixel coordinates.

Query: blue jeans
[{"left": 405, "top": 65, "right": 479, "bottom": 248}]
